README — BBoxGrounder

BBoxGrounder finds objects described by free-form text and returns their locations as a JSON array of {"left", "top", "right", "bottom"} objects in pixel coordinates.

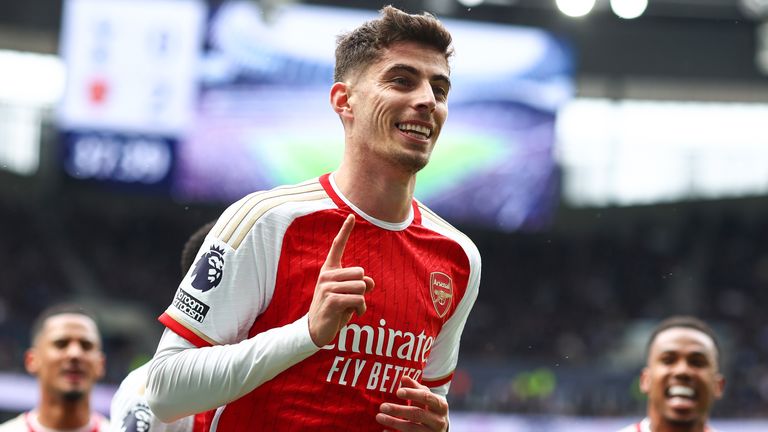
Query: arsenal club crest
[{"left": 430, "top": 272, "right": 453, "bottom": 318}]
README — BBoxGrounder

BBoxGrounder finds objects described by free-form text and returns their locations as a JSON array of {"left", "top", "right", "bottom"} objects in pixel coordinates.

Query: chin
[
  {"left": 61, "top": 389, "right": 87, "bottom": 402},
  {"left": 393, "top": 154, "right": 429, "bottom": 174},
  {"left": 664, "top": 413, "right": 699, "bottom": 427}
]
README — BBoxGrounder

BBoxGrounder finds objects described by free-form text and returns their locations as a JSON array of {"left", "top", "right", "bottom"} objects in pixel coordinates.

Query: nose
[
  {"left": 64, "top": 341, "right": 85, "bottom": 359},
  {"left": 414, "top": 81, "right": 436, "bottom": 113},
  {"left": 671, "top": 359, "right": 693, "bottom": 378}
]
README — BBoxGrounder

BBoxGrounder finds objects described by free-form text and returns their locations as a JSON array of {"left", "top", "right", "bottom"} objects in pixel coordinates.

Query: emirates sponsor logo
[
  {"left": 323, "top": 319, "right": 434, "bottom": 362},
  {"left": 322, "top": 318, "right": 434, "bottom": 393},
  {"left": 430, "top": 272, "right": 453, "bottom": 318}
]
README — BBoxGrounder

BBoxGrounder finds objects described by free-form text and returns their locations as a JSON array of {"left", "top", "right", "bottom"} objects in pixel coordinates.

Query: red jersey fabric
[{"left": 160, "top": 174, "right": 480, "bottom": 431}]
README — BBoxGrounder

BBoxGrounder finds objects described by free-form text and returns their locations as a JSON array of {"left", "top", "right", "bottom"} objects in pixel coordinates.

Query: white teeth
[
  {"left": 668, "top": 385, "right": 695, "bottom": 398},
  {"left": 397, "top": 123, "right": 431, "bottom": 138}
]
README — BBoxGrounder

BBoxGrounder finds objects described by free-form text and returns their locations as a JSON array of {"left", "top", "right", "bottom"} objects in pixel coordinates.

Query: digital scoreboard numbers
[
  {"left": 57, "top": 0, "right": 206, "bottom": 188},
  {"left": 62, "top": 133, "right": 174, "bottom": 185}
]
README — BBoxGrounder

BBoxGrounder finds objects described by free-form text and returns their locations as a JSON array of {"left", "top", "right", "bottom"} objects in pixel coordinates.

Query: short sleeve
[
  {"left": 422, "top": 234, "right": 481, "bottom": 389},
  {"left": 159, "top": 193, "right": 285, "bottom": 346}
]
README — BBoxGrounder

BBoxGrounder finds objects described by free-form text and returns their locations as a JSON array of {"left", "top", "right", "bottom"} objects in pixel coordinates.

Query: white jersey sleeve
[
  {"left": 110, "top": 364, "right": 194, "bottom": 432},
  {"left": 161, "top": 193, "right": 277, "bottom": 345},
  {"left": 419, "top": 206, "right": 482, "bottom": 395},
  {"left": 147, "top": 318, "right": 318, "bottom": 422},
  {"left": 147, "top": 183, "right": 333, "bottom": 421},
  {"left": 160, "top": 183, "right": 328, "bottom": 345},
  {"left": 0, "top": 414, "right": 25, "bottom": 432}
]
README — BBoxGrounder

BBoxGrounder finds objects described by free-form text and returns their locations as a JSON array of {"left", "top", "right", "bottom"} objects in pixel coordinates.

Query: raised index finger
[{"left": 323, "top": 214, "right": 355, "bottom": 269}]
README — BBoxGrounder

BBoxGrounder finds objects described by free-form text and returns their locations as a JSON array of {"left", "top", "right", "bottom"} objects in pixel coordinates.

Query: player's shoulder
[
  {"left": 119, "top": 363, "right": 150, "bottom": 389},
  {"left": 0, "top": 413, "right": 26, "bottom": 432},
  {"left": 209, "top": 177, "right": 331, "bottom": 249},
  {"left": 112, "top": 363, "right": 150, "bottom": 409},
  {"left": 416, "top": 200, "right": 480, "bottom": 259},
  {"left": 615, "top": 419, "right": 646, "bottom": 432},
  {"left": 0, "top": 412, "right": 109, "bottom": 432}
]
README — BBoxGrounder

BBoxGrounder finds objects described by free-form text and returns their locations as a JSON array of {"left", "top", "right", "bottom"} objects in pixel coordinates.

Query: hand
[
  {"left": 376, "top": 375, "right": 449, "bottom": 432},
  {"left": 308, "top": 214, "right": 375, "bottom": 347}
]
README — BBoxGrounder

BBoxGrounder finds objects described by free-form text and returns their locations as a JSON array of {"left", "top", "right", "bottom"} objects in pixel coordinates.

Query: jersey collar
[{"left": 320, "top": 172, "right": 421, "bottom": 230}]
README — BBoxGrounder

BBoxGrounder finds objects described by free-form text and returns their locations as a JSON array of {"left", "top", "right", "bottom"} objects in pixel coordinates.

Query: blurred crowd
[
  {"left": 457, "top": 207, "right": 768, "bottom": 417},
  {"left": 1, "top": 191, "right": 767, "bottom": 418}
]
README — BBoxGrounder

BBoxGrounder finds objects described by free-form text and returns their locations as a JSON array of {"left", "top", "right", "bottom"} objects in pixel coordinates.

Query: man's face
[
  {"left": 344, "top": 41, "right": 450, "bottom": 174},
  {"left": 640, "top": 327, "right": 724, "bottom": 429},
  {"left": 26, "top": 314, "right": 105, "bottom": 401}
]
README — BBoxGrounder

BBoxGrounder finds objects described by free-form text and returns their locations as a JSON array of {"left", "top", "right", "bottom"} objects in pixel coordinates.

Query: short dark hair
[
  {"left": 30, "top": 303, "right": 100, "bottom": 345},
  {"left": 334, "top": 5, "right": 454, "bottom": 83},
  {"left": 646, "top": 315, "right": 721, "bottom": 362},
  {"left": 180, "top": 220, "right": 216, "bottom": 277}
]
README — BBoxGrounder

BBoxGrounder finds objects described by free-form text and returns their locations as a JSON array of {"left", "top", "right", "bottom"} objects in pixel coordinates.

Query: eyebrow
[
  {"left": 657, "top": 349, "right": 710, "bottom": 359},
  {"left": 386, "top": 64, "right": 451, "bottom": 91}
]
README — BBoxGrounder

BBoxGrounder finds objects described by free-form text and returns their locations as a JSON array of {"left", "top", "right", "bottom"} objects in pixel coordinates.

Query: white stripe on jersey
[
  {"left": 212, "top": 181, "right": 325, "bottom": 249},
  {"left": 415, "top": 200, "right": 482, "bottom": 387}
]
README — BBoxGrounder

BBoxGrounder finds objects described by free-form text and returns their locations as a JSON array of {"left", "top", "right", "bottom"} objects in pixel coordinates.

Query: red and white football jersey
[
  {"left": 159, "top": 173, "right": 481, "bottom": 431},
  {"left": 109, "top": 363, "right": 199, "bottom": 432},
  {"left": 617, "top": 418, "right": 719, "bottom": 432},
  {"left": 0, "top": 412, "right": 109, "bottom": 432}
]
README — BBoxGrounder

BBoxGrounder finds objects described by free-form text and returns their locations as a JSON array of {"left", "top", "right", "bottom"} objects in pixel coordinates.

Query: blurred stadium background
[{"left": 1, "top": 0, "right": 768, "bottom": 430}]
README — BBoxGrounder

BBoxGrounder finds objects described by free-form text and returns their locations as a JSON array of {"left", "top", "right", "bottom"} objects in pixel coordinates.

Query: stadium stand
[{"left": 2, "top": 190, "right": 767, "bottom": 420}]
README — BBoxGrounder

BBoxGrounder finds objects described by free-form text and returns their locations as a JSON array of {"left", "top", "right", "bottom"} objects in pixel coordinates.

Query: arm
[
  {"left": 147, "top": 212, "right": 373, "bottom": 421},
  {"left": 109, "top": 365, "right": 152, "bottom": 431},
  {"left": 146, "top": 317, "right": 318, "bottom": 422},
  {"left": 143, "top": 193, "right": 307, "bottom": 420}
]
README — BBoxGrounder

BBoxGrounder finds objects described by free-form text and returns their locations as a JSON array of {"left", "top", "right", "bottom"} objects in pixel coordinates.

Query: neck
[
  {"left": 37, "top": 393, "right": 92, "bottom": 430},
  {"left": 334, "top": 162, "right": 416, "bottom": 223},
  {"left": 648, "top": 416, "right": 708, "bottom": 432}
]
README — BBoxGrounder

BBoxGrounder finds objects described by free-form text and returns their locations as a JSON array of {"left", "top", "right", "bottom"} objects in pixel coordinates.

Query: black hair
[
  {"left": 30, "top": 303, "right": 100, "bottom": 345},
  {"left": 180, "top": 220, "right": 217, "bottom": 277},
  {"left": 334, "top": 5, "right": 453, "bottom": 83},
  {"left": 646, "top": 315, "right": 721, "bottom": 363}
]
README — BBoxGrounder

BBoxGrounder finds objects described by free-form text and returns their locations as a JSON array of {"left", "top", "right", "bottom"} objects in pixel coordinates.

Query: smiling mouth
[
  {"left": 667, "top": 385, "right": 696, "bottom": 398},
  {"left": 396, "top": 122, "right": 432, "bottom": 139}
]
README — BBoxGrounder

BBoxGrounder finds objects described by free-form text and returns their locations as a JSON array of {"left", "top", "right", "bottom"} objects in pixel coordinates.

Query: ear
[
  {"left": 25, "top": 348, "right": 39, "bottom": 376},
  {"left": 330, "top": 82, "right": 353, "bottom": 120},
  {"left": 639, "top": 367, "right": 651, "bottom": 394}
]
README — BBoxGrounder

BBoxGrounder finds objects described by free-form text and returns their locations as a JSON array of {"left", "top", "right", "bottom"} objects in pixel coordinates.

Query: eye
[
  {"left": 659, "top": 354, "right": 676, "bottom": 365},
  {"left": 391, "top": 77, "right": 411, "bottom": 87},
  {"left": 80, "top": 340, "right": 95, "bottom": 351},
  {"left": 687, "top": 355, "right": 709, "bottom": 368},
  {"left": 433, "top": 85, "right": 448, "bottom": 100}
]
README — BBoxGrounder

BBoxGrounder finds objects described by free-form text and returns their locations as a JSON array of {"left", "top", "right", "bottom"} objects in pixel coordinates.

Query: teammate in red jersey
[
  {"left": 145, "top": 5, "right": 479, "bottom": 432},
  {"left": 617, "top": 316, "right": 725, "bottom": 432},
  {"left": 0, "top": 304, "right": 109, "bottom": 432}
]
